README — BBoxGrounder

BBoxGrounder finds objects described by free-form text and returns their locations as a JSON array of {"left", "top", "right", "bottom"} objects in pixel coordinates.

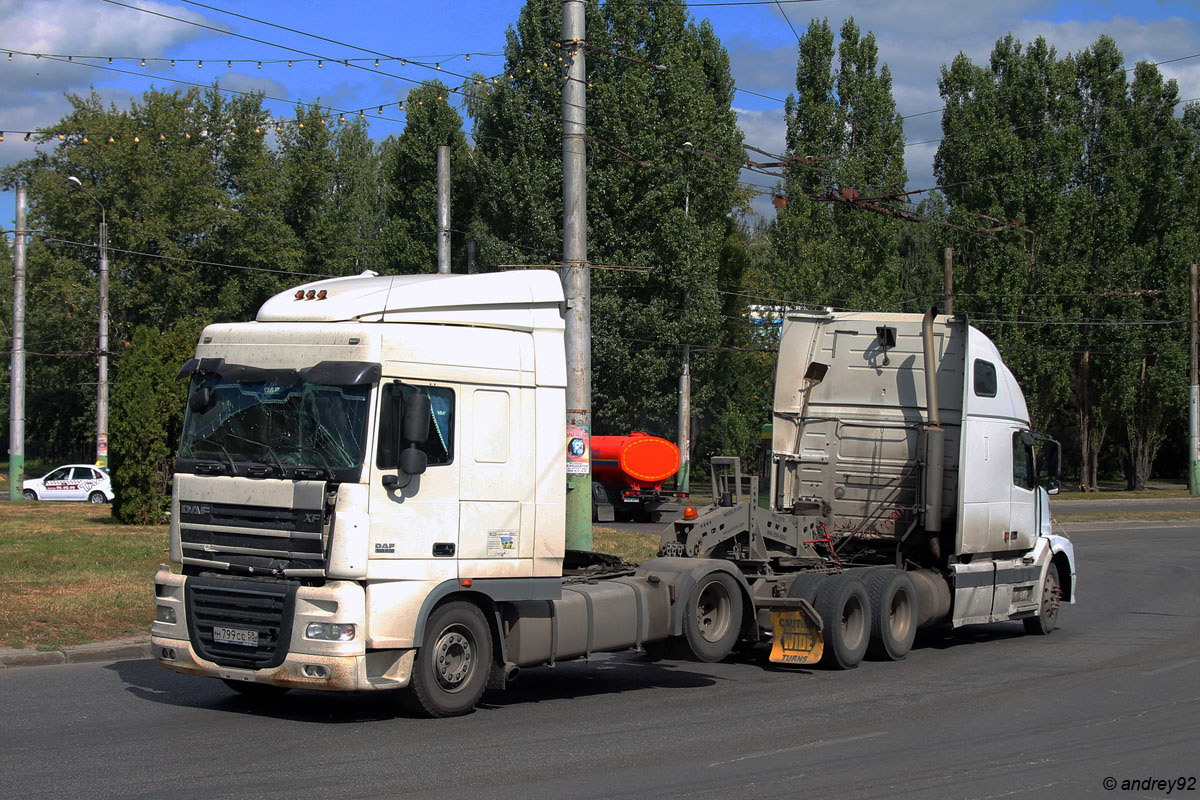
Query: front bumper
[
  {"left": 152, "top": 635, "right": 414, "bottom": 692},
  {"left": 151, "top": 566, "right": 414, "bottom": 692}
]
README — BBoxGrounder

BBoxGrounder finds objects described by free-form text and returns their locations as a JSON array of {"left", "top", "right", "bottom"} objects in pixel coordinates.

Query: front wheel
[
  {"left": 22, "top": 489, "right": 37, "bottom": 501},
  {"left": 1023, "top": 562, "right": 1062, "bottom": 636},
  {"left": 88, "top": 491, "right": 107, "bottom": 504},
  {"left": 406, "top": 601, "right": 493, "bottom": 717}
]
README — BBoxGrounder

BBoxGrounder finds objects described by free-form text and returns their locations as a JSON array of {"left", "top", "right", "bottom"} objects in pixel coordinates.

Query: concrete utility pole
[
  {"left": 436, "top": 145, "right": 451, "bottom": 274},
  {"left": 562, "top": 0, "right": 592, "bottom": 549},
  {"left": 1190, "top": 262, "right": 1199, "bottom": 496},
  {"left": 68, "top": 176, "right": 108, "bottom": 467},
  {"left": 9, "top": 184, "right": 27, "bottom": 499},
  {"left": 943, "top": 247, "right": 954, "bottom": 315},
  {"left": 677, "top": 141, "right": 694, "bottom": 494}
]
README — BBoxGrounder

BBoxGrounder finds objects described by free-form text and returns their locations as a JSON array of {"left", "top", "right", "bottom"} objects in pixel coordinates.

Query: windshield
[{"left": 178, "top": 372, "right": 371, "bottom": 481}]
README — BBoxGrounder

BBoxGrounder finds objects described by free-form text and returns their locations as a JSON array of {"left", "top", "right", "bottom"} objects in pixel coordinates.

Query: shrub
[{"left": 110, "top": 323, "right": 202, "bottom": 524}]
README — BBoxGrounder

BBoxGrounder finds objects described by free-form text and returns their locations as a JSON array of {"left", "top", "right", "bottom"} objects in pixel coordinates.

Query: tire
[
  {"left": 812, "top": 574, "right": 871, "bottom": 670},
  {"left": 222, "top": 679, "right": 290, "bottom": 698},
  {"left": 406, "top": 601, "right": 493, "bottom": 718},
  {"left": 22, "top": 489, "right": 37, "bottom": 501},
  {"left": 787, "top": 573, "right": 829, "bottom": 604},
  {"left": 680, "top": 571, "right": 744, "bottom": 663},
  {"left": 88, "top": 491, "right": 107, "bottom": 504},
  {"left": 863, "top": 569, "right": 917, "bottom": 661},
  {"left": 1023, "top": 561, "right": 1061, "bottom": 636}
]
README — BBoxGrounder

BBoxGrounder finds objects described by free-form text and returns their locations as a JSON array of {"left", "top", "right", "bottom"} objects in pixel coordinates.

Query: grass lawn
[
  {"left": 0, "top": 502, "right": 167, "bottom": 650},
  {"left": 591, "top": 526, "right": 662, "bottom": 563},
  {"left": 0, "top": 501, "right": 662, "bottom": 650},
  {"left": 1053, "top": 510, "right": 1200, "bottom": 524}
]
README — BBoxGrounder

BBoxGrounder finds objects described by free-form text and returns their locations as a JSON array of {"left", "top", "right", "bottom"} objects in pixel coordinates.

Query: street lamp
[{"left": 67, "top": 175, "right": 109, "bottom": 468}]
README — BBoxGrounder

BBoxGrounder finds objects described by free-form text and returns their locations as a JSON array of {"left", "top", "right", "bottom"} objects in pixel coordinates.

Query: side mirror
[
  {"left": 400, "top": 446, "right": 427, "bottom": 476},
  {"left": 1044, "top": 440, "right": 1062, "bottom": 481},
  {"left": 404, "top": 391, "right": 431, "bottom": 443},
  {"left": 1047, "top": 479, "right": 1061, "bottom": 496},
  {"left": 188, "top": 386, "right": 214, "bottom": 413}
]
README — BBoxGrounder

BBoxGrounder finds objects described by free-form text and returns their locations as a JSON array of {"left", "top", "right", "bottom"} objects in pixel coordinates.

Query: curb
[{"left": 0, "top": 639, "right": 152, "bottom": 669}]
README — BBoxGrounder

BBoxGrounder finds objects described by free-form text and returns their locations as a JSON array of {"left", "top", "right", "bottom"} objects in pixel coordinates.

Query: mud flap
[{"left": 767, "top": 601, "right": 824, "bottom": 666}]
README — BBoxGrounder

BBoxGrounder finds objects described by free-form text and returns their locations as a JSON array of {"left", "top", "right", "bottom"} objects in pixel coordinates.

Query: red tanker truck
[{"left": 591, "top": 432, "right": 687, "bottom": 523}]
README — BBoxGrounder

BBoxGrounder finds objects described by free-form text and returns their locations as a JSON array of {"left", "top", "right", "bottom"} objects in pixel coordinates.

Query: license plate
[
  {"left": 623, "top": 497, "right": 639, "bottom": 503},
  {"left": 213, "top": 626, "right": 259, "bottom": 647},
  {"left": 768, "top": 609, "right": 823, "bottom": 665}
]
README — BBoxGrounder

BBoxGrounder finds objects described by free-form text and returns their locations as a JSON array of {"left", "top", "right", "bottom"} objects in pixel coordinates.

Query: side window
[
  {"left": 974, "top": 359, "right": 997, "bottom": 398},
  {"left": 376, "top": 383, "right": 455, "bottom": 468},
  {"left": 1012, "top": 432, "right": 1035, "bottom": 491},
  {"left": 45, "top": 468, "right": 70, "bottom": 482},
  {"left": 70, "top": 468, "right": 93, "bottom": 480}
]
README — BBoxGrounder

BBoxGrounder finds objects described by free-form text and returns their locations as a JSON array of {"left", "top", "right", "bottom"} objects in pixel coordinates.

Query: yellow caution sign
[{"left": 769, "top": 607, "right": 824, "bottom": 665}]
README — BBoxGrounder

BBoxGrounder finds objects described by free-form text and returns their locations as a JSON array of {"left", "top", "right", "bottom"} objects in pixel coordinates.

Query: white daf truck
[{"left": 151, "top": 270, "right": 1075, "bottom": 716}]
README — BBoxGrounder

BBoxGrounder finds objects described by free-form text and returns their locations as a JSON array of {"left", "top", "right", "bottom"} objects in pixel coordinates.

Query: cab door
[
  {"left": 367, "top": 381, "right": 460, "bottom": 583},
  {"left": 1008, "top": 429, "right": 1037, "bottom": 551}
]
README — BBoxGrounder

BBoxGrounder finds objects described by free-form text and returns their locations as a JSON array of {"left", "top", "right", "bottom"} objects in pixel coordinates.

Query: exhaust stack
[{"left": 921, "top": 308, "right": 945, "bottom": 550}]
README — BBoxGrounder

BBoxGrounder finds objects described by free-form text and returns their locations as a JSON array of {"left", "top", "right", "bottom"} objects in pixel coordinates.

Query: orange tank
[{"left": 591, "top": 433, "right": 680, "bottom": 490}]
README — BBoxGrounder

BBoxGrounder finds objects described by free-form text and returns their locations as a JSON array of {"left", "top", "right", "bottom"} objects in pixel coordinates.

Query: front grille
[
  {"left": 178, "top": 500, "right": 327, "bottom": 572},
  {"left": 186, "top": 576, "right": 297, "bottom": 669}
]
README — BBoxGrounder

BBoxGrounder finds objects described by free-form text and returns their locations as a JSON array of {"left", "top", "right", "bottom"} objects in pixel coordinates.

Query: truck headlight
[
  {"left": 306, "top": 622, "right": 355, "bottom": 642},
  {"left": 155, "top": 605, "right": 176, "bottom": 624}
]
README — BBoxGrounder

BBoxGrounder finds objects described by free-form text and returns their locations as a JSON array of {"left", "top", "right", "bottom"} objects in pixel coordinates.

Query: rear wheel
[
  {"left": 787, "top": 573, "right": 829, "bottom": 604},
  {"left": 88, "top": 491, "right": 107, "bottom": 504},
  {"left": 406, "top": 601, "right": 492, "bottom": 717},
  {"left": 813, "top": 574, "right": 871, "bottom": 670},
  {"left": 22, "top": 489, "right": 37, "bottom": 501},
  {"left": 1023, "top": 562, "right": 1061, "bottom": 636},
  {"left": 863, "top": 569, "right": 917, "bottom": 661},
  {"left": 680, "top": 571, "right": 744, "bottom": 662}
]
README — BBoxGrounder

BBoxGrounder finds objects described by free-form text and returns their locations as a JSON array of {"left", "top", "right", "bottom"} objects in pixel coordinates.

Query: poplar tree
[{"left": 470, "top": 0, "right": 745, "bottom": 447}]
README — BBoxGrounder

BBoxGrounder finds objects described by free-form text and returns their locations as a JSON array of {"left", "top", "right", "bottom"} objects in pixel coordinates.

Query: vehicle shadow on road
[
  {"left": 106, "top": 659, "right": 408, "bottom": 723},
  {"left": 478, "top": 653, "right": 723, "bottom": 711},
  {"left": 913, "top": 622, "right": 1026, "bottom": 651},
  {"left": 106, "top": 652, "right": 725, "bottom": 721}
]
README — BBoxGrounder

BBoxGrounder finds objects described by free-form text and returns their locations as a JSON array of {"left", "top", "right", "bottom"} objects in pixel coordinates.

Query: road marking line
[
  {"left": 708, "top": 731, "right": 885, "bottom": 767},
  {"left": 1141, "top": 658, "right": 1199, "bottom": 677}
]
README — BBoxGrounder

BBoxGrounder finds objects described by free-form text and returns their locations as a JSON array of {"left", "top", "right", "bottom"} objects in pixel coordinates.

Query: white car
[{"left": 22, "top": 464, "right": 114, "bottom": 504}]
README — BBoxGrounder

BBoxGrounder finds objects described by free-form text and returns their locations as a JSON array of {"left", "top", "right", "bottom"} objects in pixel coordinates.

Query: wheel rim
[
  {"left": 842, "top": 594, "right": 866, "bottom": 651},
  {"left": 23, "top": 491, "right": 34, "bottom": 501},
  {"left": 432, "top": 624, "right": 476, "bottom": 694},
  {"left": 889, "top": 588, "right": 912, "bottom": 643},
  {"left": 90, "top": 493, "right": 103, "bottom": 504},
  {"left": 696, "top": 579, "right": 733, "bottom": 643}
]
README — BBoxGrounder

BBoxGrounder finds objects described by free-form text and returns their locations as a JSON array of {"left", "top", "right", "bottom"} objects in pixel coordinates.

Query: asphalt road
[{"left": 3, "top": 523, "right": 1198, "bottom": 800}]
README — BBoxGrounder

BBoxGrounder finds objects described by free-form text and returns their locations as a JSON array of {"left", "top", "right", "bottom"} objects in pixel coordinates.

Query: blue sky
[{"left": 3, "top": 0, "right": 1199, "bottom": 234}]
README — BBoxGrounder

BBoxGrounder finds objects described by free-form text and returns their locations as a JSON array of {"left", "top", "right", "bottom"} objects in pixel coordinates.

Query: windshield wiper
[
  {"left": 221, "top": 432, "right": 286, "bottom": 478},
  {"left": 281, "top": 445, "right": 336, "bottom": 481},
  {"left": 189, "top": 439, "right": 236, "bottom": 475}
]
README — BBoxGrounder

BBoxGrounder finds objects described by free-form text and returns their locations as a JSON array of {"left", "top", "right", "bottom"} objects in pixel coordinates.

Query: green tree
[
  {"left": 278, "top": 104, "right": 384, "bottom": 276},
  {"left": 471, "top": 0, "right": 746, "bottom": 463},
  {"left": 110, "top": 323, "right": 202, "bottom": 523},
  {"left": 378, "top": 81, "right": 475, "bottom": 272},
  {"left": 770, "top": 18, "right": 908, "bottom": 310}
]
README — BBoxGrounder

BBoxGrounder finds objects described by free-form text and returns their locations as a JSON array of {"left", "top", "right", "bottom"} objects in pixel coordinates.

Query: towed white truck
[{"left": 152, "top": 271, "right": 1076, "bottom": 716}]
